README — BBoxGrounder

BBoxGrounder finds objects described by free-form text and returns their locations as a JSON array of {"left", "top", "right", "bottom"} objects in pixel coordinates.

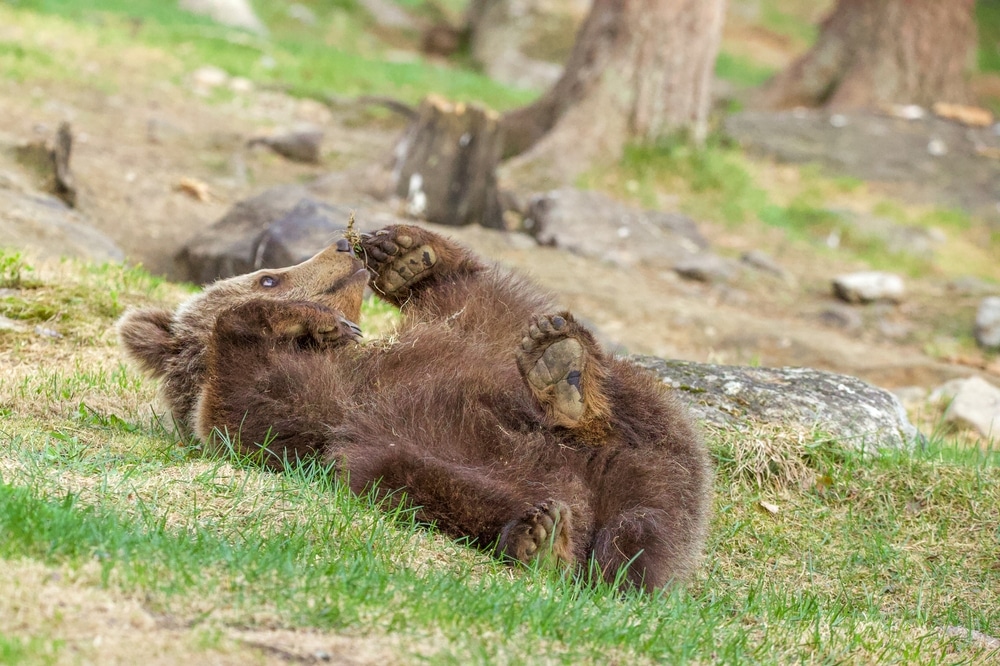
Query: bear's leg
[
  {"left": 591, "top": 507, "right": 676, "bottom": 591},
  {"left": 516, "top": 313, "right": 611, "bottom": 441},
  {"left": 196, "top": 300, "right": 359, "bottom": 465},
  {"left": 359, "top": 225, "right": 484, "bottom": 305},
  {"left": 213, "top": 299, "right": 361, "bottom": 351},
  {"left": 342, "top": 448, "right": 579, "bottom": 568}
]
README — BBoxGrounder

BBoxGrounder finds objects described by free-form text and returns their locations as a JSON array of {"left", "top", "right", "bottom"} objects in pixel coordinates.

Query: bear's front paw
[
  {"left": 216, "top": 300, "right": 361, "bottom": 350},
  {"left": 306, "top": 314, "right": 362, "bottom": 349},
  {"left": 498, "top": 500, "right": 573, "bottom": 567},
  {"left": 359, "top": 226, "right": 438, "bottom": 298}
]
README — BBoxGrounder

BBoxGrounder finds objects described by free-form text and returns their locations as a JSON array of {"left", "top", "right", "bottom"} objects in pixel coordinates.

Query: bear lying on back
[{"left": 118, "top": 224, "right": 712, "bottom": 590}]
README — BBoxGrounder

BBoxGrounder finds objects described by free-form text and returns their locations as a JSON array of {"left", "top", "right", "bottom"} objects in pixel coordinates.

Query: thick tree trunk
[
  {"left": 756, "top": 0, "right": 975, "bottom": 110},
  {"left": 499, "top": 0, "right": 726, "bottom": 184}
]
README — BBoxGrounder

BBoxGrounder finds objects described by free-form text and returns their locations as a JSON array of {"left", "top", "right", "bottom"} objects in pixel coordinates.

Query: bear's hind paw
[
  {"left": 498, "top": 500, "right": 574, "bottom": 567},
  {"left": 517, "top": 313, "right": 608, "bottom": 432}
]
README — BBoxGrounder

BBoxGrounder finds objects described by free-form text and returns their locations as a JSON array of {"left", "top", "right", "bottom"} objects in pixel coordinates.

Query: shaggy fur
[{"left": 118, "top": 226, "right": 712, "bottom": 590}]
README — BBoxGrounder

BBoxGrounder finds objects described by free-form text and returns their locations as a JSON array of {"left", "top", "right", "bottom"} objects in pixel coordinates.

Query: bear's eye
[{"left": 259, "top": 275, "right": 279, "bottom": 288}]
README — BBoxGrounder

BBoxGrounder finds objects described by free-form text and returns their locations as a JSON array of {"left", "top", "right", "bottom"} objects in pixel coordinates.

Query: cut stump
[{"left": 392, "top": 95, "right": 504, "bottom": 228}]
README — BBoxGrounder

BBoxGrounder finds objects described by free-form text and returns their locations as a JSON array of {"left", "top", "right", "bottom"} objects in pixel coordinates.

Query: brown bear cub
[{"left": 118, "top": 224, "right": 712, "bottom": 590}]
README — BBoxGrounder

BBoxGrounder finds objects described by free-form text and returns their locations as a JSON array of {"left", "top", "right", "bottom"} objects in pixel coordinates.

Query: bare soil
[{"left": 0, "top": 17, "right": 996, "bottom": 393}]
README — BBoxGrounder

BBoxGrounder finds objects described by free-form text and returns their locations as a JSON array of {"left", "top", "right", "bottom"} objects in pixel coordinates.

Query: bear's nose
[{"left": 335, "top": 238, "right": 352, "bottom": 253}]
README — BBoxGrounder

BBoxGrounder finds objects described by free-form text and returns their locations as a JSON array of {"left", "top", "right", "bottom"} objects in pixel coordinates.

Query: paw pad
[{"left": 517, "top": 314, "right": 588, "bottom": 425}]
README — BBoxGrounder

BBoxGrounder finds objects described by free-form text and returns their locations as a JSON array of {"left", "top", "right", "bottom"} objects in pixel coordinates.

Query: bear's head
[{"left": 118, "top": 240, "right": 367, "bottom": 433}]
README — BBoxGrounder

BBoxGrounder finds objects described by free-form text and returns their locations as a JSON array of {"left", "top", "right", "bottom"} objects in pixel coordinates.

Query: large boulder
[
  {"left": 0, "top": 179, "right": 123, "bottom": 263},
  {"left": 633, "top": 357, "right": 921, "bottom": 450},
  {"left": 174, "top": 185, "right": 386, "bottom": 284},
  {"left": 524, "top": 188, "right": 710, "bottom": 269},
  {"left": 176, "top": 185, "right": 313, "bottom": 284},
  {"left": 724, "top": 110, "right": 1000, "bottom": 225}
]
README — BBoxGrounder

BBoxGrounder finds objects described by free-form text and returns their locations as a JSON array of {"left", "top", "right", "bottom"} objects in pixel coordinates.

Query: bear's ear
[{"left": 117, "top": 308, "right": 175, "bottom": 378}]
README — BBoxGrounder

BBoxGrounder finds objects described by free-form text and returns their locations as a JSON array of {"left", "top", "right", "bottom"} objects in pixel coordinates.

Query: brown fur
[{"left": 118, "top": 227, "right": 712, "bottom": 590}]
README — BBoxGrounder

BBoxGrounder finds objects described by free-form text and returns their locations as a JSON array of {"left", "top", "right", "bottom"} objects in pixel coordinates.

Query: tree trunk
[
  {"left": 393, "top": 95, "right": 505, "bottom": 229},
  {"left": 499, "top": 0, "right": 726, "bottom": 184},
  {"left": 756, "top": 0, "right": 975, "bottom": 110}
]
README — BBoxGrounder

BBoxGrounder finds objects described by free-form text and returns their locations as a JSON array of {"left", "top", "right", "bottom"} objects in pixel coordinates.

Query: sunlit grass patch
[{"left": 0, "top": 0, "right": 534, "bottom": 110}]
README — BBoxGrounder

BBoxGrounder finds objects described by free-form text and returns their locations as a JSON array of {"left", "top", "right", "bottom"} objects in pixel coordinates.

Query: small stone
[
  {"left": 740, "top": 249, "right": 787, "bottom": 279},
  {"left": 974, "top": 296, "right": 1000, "bottom": 350},
  {"left": 942, "top": 376, "right": 1000, "bottom": 440},
  {"left": 228, "top": 76, "right": 254, "bottom": 93},
  {"left": 927, "top": 138, "right": 947, "bottom": 156},
  {"left": 829, "top": 114, "right": 848, "bottom": 128},
  {"left": 180, "top": 0, "right": 267, "bottom": 34},
  {"left": 248, "top": 125, "right": 324, "bottom": 164},
  {"left": 832, "top": 271, "right": 905, "bottom": 304},
  {"left": 191, "top": 65, "right": 229, "bottom": 90},
  {"left": 673, "top": 254, "right": 737, "bottom": 284},
  {"left": 288, "top": 3, "right": 317, "bottom": 25},
  {"left": 34, "top": 326, "right": 62, "bottom": 338},
  {"left": 816, "top": 304, "right": 863, "bottom": 331}
]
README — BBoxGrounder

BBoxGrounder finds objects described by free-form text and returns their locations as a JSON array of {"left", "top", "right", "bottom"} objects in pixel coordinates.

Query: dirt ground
[{"left": 0, "top": 27, "right": 997, "bottom": 398}]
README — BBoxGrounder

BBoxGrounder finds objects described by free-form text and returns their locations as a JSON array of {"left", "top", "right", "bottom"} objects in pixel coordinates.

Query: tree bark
[
  {"left": 499, "top": 0, "right": 726, "bottom": 184},
  {"left": 393, "top": 95, "right": 504, "bottom": 229},
  {"left": 756, "top": 0, "right": 975, "bottom": 110}
]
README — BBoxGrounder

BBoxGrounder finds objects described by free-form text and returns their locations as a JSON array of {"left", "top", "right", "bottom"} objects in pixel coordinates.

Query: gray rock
[
  {"left": 940, "top": 376, "right": 1000, "bottom": 440},
  {"left": 632, "top": 357, "right": 921, "bottom": 451},
  {"left": 175, "top": 185, "right": 382, "bottom": 283},
  {"left": 673, "top": 254, "right": 738, "bottom": 284},
  {"left": 948, "top": 276, "right": 1000, "bottom": 297},
  {"left": 974, "top": 296, "right": 1000, "bottom": 350},
  {"left": 0, "top": 186, "right": 123, "bottom": 263},
  {"left": 525, "top": 188, "right": 708, "bottom": 269},
  {"left": 833, "top": 271, "right": 905, "bottom": 304},
  {"left": 176, "top": 185, "right": 315, "bottom": 283},
  {"left": 740, "top": 249, "right": 788, "bottom": 279},
  {"left": 815, "top": 304, "right": 863, "bottom": 331},
  {"left": 829, "top": 209, "right": 945, "bottom": 260},
  {"left": 252, "top": 199, "right": 355, "bottom": 269},
  {"left": 724, "top": 110, "right": 1000, "bottom": 225},
  {"left": 179, "top": 0, "right": 267, "bottom": 34},
  {"left": 248, "top": 125, "right": 324, "bottom": 164}
]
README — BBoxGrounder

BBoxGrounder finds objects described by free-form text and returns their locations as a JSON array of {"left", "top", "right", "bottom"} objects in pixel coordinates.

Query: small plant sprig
[
  {"left": 343, "top": 211, "right": 364, "bottom": 256},
  {"left": 0, "top": 250, "right": 37, "bottom": 289}
]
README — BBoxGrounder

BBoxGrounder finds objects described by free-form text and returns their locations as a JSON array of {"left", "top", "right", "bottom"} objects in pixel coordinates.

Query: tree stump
[{"left": 393, "top": 95, "right": 504, "bottom": 229}]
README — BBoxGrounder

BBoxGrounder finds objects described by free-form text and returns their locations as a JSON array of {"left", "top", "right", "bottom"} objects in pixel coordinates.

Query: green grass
[
  {"left": 758, "top": 3, "right": 820, "bottom": 45},
  {"left": 0, "top": 257, "right": 997, "bottom": 663},
  {"left": 0, "top": 0, "right": 534, "bottom": 109},
  {"left": 715, "top": 51, "right": 777, "bottom": 89},
  {"left": 978, "top": 0, "right": 1000, "bottom": 73},
  {"left": 600, "top": 136, "right": 1000, "bottom": 279}
]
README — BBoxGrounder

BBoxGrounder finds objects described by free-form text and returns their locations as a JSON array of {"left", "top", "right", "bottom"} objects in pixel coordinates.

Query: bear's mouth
[{"left": 323, "top": 265, "right": 369, "bottom": 295}]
